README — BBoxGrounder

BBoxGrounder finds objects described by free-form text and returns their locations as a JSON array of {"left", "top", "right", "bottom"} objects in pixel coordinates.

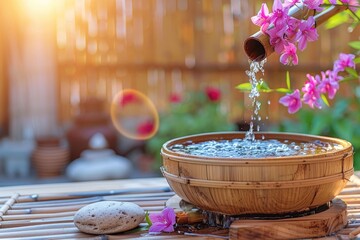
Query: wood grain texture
[
  {"left": 229, "top": 199, "right": 347, "bottom": 240},
  {"left": 161, "top": 132, "right": 354, "bottom": 215},
  {"left": 1, "top": 176, "right": 360, "bottom": 239}
]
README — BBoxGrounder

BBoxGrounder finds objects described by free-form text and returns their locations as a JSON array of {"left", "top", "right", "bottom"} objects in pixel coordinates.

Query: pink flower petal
[
  {"left": 148, "top": 207, "right": 176, "bottom": 234},
  {"left": 279, "top": 89, "right": 302, "bottom": 114},
  {"left": 149, "top": 222, "right": 167, "bottom": 233},
  {"left": 149, "top": 212, "right": 164, "bottom": 223},
  {"left": 162, "top": 224, "right": 175, "bottom": 232},
  {"left": 163, "top": 207, "right": 176, "bottom": 225}
]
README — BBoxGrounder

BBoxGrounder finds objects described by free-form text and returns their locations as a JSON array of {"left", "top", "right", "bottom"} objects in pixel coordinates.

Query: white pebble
[{"left": 74, "top": 201, "right": 145, "bottom": 234}]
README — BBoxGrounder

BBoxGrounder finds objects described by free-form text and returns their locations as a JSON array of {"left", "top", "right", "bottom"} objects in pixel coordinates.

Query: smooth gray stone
[{"left": 74, "top": 201, "right": 145, "bottom": 234}]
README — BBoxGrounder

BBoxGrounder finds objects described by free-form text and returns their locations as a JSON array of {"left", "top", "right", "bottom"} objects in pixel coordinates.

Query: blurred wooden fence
[{"left": 0, "top": 0, "right": 359, "bottom": 136}]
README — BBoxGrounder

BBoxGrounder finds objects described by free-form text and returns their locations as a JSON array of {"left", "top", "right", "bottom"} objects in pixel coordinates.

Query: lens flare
[{"left": 111, "top": 89, "right": 159, "bottom": 140}]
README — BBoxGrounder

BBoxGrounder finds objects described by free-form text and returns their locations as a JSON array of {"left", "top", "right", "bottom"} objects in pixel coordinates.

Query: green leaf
[
  {"left": 145, "top": 211, "right": 152, "bottom": 227},
  {"left": 349, "top": 41, "right": 360, "bottom": 50},
  {"left": 275, "top": 88, "right": 292, "bottom": 93},
  {"left": 325, "top": 13, "right": 349, "bottom": 29},
  {"left": 339, "top": 76, "right": 357, "bottom": 82},
  {"left": 259, "top": 81, "right": 270, "bottom": 90},
  {"left": 124, "top": 225, "right": 150, "bottom": 234},
  {"left": 346, "top": 67, "right": 359, "bottom": 78},
  {"left": 236, "top": 83, "right": 252, "bottom": 91},
  {"left": 321, "top": 94, "right": 330, "bottom": 107},
  {"left": 355, "top": 57, "right": 360, "bottom": 64},
  {"left": 286, "top": 71, "right": 291, "bottom": 89},
  {"left": 257, "top": 82, "right": 273, "bottom": 92}
]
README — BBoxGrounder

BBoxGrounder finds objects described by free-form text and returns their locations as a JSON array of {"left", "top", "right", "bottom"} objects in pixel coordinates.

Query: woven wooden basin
[{"left": 161, "top": 132, "right": 354, "bottom": 215}]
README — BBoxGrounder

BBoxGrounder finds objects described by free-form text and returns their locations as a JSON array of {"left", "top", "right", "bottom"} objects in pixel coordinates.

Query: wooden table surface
[{"left": 1, "top": 176, "right": 360, "bottom": 239}]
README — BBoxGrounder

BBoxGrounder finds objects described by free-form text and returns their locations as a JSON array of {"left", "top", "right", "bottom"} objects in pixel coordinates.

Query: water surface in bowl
[{"left": 169, "top": 138, "right": 344, "bottom": 158}]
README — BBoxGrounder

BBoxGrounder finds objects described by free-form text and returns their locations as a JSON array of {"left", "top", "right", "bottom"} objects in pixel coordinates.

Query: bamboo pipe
[{"left": 244, "top": 4, "right": 348, "bottom": 61}]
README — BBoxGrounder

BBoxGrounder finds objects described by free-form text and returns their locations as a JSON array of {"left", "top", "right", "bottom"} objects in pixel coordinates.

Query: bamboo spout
[{"left": 244, "top": 4, "right": 348, "bottom": 62}]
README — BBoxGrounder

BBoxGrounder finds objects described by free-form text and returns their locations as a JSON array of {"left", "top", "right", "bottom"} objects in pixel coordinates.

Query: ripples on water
[{"left": 169, "top": 139, "right": 343, "bottom": 158}]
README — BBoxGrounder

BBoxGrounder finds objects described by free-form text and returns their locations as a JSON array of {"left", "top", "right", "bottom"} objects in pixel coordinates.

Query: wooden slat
[{"left": 0, "top": 176, "right": 360, "bottom": 239}]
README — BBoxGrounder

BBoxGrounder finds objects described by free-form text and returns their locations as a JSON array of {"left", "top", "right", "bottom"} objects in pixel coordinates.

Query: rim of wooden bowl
[{"left": 161, "top": 131, "right": 353, "bottom": 165}]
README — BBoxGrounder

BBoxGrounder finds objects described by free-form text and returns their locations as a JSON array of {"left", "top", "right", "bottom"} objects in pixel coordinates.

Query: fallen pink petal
[{"left": 148, "top": 208, "right": 176, "bottom": 234}]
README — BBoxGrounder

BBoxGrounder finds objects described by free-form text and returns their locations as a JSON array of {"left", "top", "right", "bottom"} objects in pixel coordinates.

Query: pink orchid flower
[
  {"left": 251, "top": 3, "right": 271, "bottom": 32},
  {"left": 279, "top": 89, "right": 302, "bottom": 113},
  {"left": 284, "top": 0, "right": 301, "bottom": 8},
  {"left": 303, "top": 0, "right": 324, "bottom": 11},
  {"left": 280, "top": 42, "right": 299, "bottom": 65},
  {"left": 267, "top": 25, "right": 288, "bottom": 54},
  {"left": 149, "top": 207, "right": 176, "bottom": 234},
  {"left": 302, "top": 74, "right": 322, "bottom": 109},
  {"left": 318, "top": 71, "right": 340, "bottom": 99},
  {"left": 285, "top": 17, "right": 301, "bottom": 41},
  {"left": 296, "top": 17, "right": 319, "bottom": 51},
  {"left": 333, "top": 53, "right": 356, "bottom": 72},
  {"left": 270, "top": 0, "right": 290, "bottom": 26},
  {"left": 335, "top": 0, "right": 360, "bottom": 11}
]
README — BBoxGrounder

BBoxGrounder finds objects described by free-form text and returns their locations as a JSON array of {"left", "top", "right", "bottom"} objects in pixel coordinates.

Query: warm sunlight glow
[{"left": 21, "top": 0, "right": 56, "bottom": 15}]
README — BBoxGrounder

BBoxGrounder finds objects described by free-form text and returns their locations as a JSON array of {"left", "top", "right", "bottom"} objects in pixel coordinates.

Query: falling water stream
[
  {"left": 169, "top": 60, "right": 344, "bottom": 158},
  {"left": 245, "top": 59, "right": 266, "bottom": 141}
]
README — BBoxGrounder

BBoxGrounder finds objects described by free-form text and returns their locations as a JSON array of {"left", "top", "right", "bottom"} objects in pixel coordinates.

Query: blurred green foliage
[
  {"left": 145, "top": 89, "right": 236, "bottom": 171},
  {"left": 272, "top": 85, "right": 360, "bottom": 170},
  {"left": 324, "top": 0, "right": 360, "bottom": 30}
]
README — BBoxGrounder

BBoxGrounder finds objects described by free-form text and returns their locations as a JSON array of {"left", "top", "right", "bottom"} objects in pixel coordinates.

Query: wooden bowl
[{"left": 161, "top": 132, "right": 354, "bottom": 215}]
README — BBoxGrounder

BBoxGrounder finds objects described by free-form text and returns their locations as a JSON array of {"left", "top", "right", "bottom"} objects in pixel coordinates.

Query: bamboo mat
[{"left": 1, "top": 176, "right": 360, "bottom": 239}]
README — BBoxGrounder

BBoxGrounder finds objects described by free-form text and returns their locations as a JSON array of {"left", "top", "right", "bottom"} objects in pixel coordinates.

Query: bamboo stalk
[
  {"left": 349, "top": 226, "right": 360, "bottom": 239},
  {"left": 6, "top": 200, "right": 166, "bottom": 215},
  {"left": 12, "top": 197, "right": 102, "bottom": 209},
  {"left": 345, "top": 205, "right": 360, "bottom": 210},
  {"left": 0, "top": 233, "right": 99, "bottom": 240},
  {"left": 14, "top": 187, "right": 172, "bottom": 202},
  {"left": 338, "top": 188, "right": 360, "bottom": 195},
  {"left": 0, "top": 178, "right": 169, "bottom": 196},
  {"left": 0, "top": 197, "right": 165, "bottom": 220},
  {"left": 0, "top": 222, "right": 75, "bottom": 233},
  {"left": 7, "top": 204, "right": 87, "bottom": 215},
  {"left": 347, "top": 212, "right": 360, "bottom": 218},
  {"left": 0, "top": 227, "right": 81, "bottom": 238},
  {"left": 0, "top": 193, "right": 19, "bottom": 219},
  {"left": 336, "top": 194, "right": 360, "bottom": 199},
  {"left": 0, "top": 197, "right": 14, "bottom": 205},
  {"left": 13, "top": 192, "right": 173, "bottom": 207},
  {"left": 0, "top": 216, "right": 74, "bottom": 228},
  {"left": 346, "top": 208, "right": 360, "bottom": 213},
  {"left": 15, "top": 187, "right": 173, "bottom": 203},
  {"left": 0, "top": 211, "right": 77, "bottom": 221},
  {"left": 349, "top": 175, "right": 360, "bottom": 185}
]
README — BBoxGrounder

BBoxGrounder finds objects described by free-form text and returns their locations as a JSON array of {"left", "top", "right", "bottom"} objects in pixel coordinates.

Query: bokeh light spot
[{"left": 111, "top": 89, "right": 159, "bottom": 140}]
